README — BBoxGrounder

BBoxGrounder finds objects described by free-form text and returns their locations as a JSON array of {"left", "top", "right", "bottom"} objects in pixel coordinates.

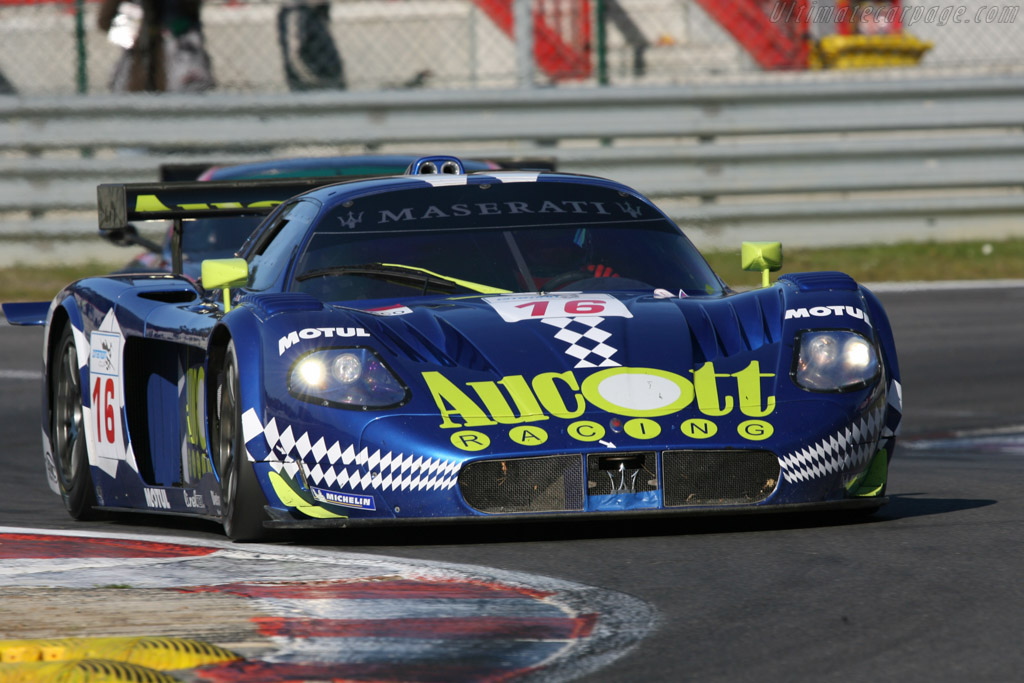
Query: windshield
[
  {"left": 180, "top": 215, "right": 264, "bottom": 261},
  {"left": 289, "top": 181, "right": 724, "bottom": 300}
]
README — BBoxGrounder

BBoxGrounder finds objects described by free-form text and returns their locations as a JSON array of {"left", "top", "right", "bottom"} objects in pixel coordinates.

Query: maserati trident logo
[
  {"left": 338, "top": 211, "right": 364, "bottom": 229},
  {"left": 609, "top": 462, "right": 641, "bottom": 494},
  {"left": 616, "top": 202, "right": 643, "bottom": 218}
]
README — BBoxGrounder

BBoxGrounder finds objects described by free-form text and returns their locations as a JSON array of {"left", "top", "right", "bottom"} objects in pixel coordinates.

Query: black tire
[
  {"left": 50, "top": 322, "right": 100, "bottom": 519},
  {"left": 213, "top": 340, "right": 272, "bottom": 541}
]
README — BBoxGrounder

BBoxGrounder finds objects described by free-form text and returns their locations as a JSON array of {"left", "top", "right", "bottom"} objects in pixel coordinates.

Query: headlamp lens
[{"left": 795, "top": 331, "right": 879, "bottom": 392}]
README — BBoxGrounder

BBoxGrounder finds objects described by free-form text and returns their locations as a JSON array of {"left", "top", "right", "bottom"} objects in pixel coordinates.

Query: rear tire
[
  {"left": 213, "top": 340, "right": 272, "bottom": 541},
  {"left": 50, "top": 322, "right": 100, "bottom": 520}
]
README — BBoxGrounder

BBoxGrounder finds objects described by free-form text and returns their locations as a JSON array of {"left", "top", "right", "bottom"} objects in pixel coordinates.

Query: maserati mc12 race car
[{"left": 2, "top": 156, "right": 902, "bottom": 540}]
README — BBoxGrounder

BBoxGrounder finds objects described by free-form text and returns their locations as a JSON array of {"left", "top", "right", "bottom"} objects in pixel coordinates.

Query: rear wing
[{"left": 96, "top": 176, "right": 364, "bottom": 274}]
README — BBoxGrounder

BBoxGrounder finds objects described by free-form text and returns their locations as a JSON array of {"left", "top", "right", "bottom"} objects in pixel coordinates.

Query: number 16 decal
[
  {"left": 484, "top": 293, "right": 633, "bottom": 322},
  {"left": 92, "top": 377, "right": 116, "bottom": 444},
  {"left": 89, "top": 330, "right": 124, "bottom": 459}
]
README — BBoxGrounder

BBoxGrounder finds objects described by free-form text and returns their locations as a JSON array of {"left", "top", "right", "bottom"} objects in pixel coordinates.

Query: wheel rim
[
  {"left": 53, "top": 340, "right": 84, "bottom": 486},
  {"left": 217, "top": 358, "right": 238, "bottom": 517}
]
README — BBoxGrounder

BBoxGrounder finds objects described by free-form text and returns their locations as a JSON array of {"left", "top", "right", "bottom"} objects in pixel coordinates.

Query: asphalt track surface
[{"left": 2, "top": 283, "right": 1024, "bottom": 682}]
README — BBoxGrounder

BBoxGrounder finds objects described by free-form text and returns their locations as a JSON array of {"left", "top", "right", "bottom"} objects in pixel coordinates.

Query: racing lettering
[
  {"left": 532, "top": 371, "right": 586, "bottom": 419},
  {"left": 183, "top": 491, "right": 204, "bottom": 509},
  {"left": 278, "top": 327, "right": 371, "bottom": 355},
  {"left": 423, "top": 361, "right": 776, "bottom": 429},
  {"left": 144, "top": 488, "right": 171, "bottom": 509},
  {"left": 785, "top": 306, "right": 869, "bottom": 322},
  {"left": 376, "top": 201, "right": 614, "bottom": 224}
]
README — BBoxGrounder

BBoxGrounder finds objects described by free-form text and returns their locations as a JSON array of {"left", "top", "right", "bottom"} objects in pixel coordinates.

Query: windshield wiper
[{"left": 295, "top": 262, "right": 510, "bottom": 295}]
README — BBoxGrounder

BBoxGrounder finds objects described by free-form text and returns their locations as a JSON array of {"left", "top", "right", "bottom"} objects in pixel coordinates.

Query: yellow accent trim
[
  {"left": 848, "top": 448, "right": 889, "bottom": 497},
  {"left": 268, "top": 471, "right": 346, "bottom": 519},
  {"left": 133, "top": 194, "right": 172, "bottom": 213},
  {"left": 379, "top": 263, "right": 511, "bottom": 294}
]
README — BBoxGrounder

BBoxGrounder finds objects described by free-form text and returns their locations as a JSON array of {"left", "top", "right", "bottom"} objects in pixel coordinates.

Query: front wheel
[
  {"left": 50, "top": 322, "right": 100, "bottom": 519},
  {"left": 213, "top": 340, "right": 272, "bottom": 541}
]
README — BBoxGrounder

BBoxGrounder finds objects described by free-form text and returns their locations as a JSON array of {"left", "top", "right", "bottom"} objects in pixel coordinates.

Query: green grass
[
  {"left": 706, "top": 238, "right": 1024, "bottom": 289},
  {"left": 2, "top": 238, "right": 1023, "bottom": 303},
  {"left": 0, "top": 261, "right": 126, "bottom": 303}
]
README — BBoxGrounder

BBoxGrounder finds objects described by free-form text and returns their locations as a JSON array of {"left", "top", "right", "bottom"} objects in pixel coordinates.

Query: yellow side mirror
[
  {"left": 201, "top": 258, "right": 248, "bottom": 312},
  {"left": 741, "top": 242, "right": 783, "bottom": 288}
]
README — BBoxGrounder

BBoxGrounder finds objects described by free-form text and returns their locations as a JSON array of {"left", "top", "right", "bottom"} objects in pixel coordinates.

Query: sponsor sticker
[
  {"left": 143, "top": 488, "right": 171, "bottom": 509},
  {"left": 310, "top": 487, "right": 377, "bottom": 511},
  {"left": 278, "top": 327, "right": 370, "bottom": 355},
  {"left": 785, "top": 306, "right": 869, "bottom": 324},
  {"left": 89, "top": 331, "right": 125, "bottom": 468}
]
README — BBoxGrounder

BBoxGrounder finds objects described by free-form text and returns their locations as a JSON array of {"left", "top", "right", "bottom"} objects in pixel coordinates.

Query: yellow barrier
[
  {"left": 811, "top": 34, "right": 934, "bottom": 69},
  {"left": 0, "top": 659, "right": 179, "bottom": 683},
  {"left": 0, "top": 637, "right": 240, "bottom": 682}
]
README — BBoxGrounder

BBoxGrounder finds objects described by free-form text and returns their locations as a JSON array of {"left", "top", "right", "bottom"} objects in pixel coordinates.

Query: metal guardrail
[{"left": 2, "top": 75, "right": 1023, "bottom": 250}]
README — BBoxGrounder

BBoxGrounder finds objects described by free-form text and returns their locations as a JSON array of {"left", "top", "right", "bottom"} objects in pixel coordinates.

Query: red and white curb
[{"left": 0, "top": 527, "right": 655, "bottom": 682}]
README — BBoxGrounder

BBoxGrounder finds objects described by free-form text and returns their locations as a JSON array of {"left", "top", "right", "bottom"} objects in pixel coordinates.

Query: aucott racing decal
[
  {"left": 785, "top": 306, "right": 870, "bottom": 324},
  {"left": 279, "top": 327, "right": 371, "bottom": 355},
  {"left": 423, "top": 362, "right": 777, "bottom": 447},
  {"left": 424, "top": 362, "right": 776, "bottom": 426}
]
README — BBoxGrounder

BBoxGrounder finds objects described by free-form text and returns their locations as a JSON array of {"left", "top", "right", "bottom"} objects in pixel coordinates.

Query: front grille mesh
[
  {"left": 662, "top": 450, "right": 780, "bottom": 507},
  {"left": 459, "top": 454, "right": 584, "bottom": 514}
]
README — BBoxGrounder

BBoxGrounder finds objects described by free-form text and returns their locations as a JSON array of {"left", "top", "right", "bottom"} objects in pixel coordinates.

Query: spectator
[
  {"left": 0, "top": 68, "right": 14, "bottom": 95},
  {"left": 98, "top": 0, "right": 214, "bottom": 92},
  {"left": 277, "top": 1, "right": 346, "bottom": 91}
]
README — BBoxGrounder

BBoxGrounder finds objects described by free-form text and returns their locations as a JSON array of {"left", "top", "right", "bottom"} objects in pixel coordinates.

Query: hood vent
[
  {"left": 779, "top": 272, "right": 858, "bottom": 292},
  {"left": 350, "top": 308, "right": 500, "bottom": 373},
  {"left": 685, "top": 293, "right": 784, "bottom": 363},
  {"left": 239, "top": 293, "right": 323, "bottom": 317}
]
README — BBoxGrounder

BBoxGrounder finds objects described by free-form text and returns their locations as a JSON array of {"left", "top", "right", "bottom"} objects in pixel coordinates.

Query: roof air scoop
[{"left": 407, "top": 156, "right": 465, "bottom": 176}]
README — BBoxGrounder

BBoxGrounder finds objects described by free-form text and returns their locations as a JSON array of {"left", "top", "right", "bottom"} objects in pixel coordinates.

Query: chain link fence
[{"left": 0, "top": 0, "right": 1022, "bottom": 96}]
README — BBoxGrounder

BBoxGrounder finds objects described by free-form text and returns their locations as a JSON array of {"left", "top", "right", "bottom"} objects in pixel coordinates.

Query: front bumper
[{"left": 263, "top": 495, "right": 888, "bottom": 529}]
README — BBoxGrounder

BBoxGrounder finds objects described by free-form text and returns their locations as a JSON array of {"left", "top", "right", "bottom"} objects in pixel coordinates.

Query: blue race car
[{"left": 3, "top": 156, "right": 901, "bottom": 540}]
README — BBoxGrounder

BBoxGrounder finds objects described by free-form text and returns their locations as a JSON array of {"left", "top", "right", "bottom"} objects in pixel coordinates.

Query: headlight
[
  {"left": 289, "top": 347, "right": 408, "bottom": 408},
  {"left": 793, "top": 330, "right": 879, "bottom": 392}
]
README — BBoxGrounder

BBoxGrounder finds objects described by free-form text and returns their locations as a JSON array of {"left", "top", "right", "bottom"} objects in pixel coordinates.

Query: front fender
[{"left": 209, "top": 307, "right": 268, "bottom": 460}]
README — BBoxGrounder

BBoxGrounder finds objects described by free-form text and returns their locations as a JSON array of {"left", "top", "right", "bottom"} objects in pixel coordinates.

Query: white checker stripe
[
  {"left": 778, "top": 405, "right": 886, "bottom": 483},
  {"left": 240, "top": 412, "right": 459, "bottom": 494},
  {"left": 540, "top": 316, "right": 620, "bottom": 369}
]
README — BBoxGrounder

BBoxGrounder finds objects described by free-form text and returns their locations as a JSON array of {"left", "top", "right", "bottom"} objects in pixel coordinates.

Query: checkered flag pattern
[
  {"left": 778, "top": 404, "right": 885, "bottom": 483},
  {"left": 241, "top": 409, "right": 459, "bottom": 493},
  {"left": 540, "top": 317, "right": 620, "bottom": 368}
]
